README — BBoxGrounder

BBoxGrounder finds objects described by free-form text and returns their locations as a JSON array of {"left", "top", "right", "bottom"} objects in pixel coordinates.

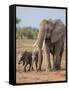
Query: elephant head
[
  {"left": 45, "top": 19, "right": 66, "bottom": 43},
  {"left": 34, "top": 19, "right": 66, "bottom": 48},
  {"left": 18, "top": 51, "right": 26, "bottom": 65}
]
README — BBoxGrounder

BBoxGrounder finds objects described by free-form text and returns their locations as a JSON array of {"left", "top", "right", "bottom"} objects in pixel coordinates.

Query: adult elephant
[{"left": 34, "top": 19, "right": 66, "bottom": 71}]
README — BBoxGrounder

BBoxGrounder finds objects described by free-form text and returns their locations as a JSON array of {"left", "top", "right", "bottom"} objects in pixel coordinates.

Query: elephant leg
[
  {"left": 59, "top": 56, "right": 62, "bottom": 70},
  {"left": 30, "top": 54, "right": 34, "bottom": 71},
  {"left": 55, "top": 54, "right": 61, "bottom": 70},
  {"left": 28, "top": 64, "right": 31, "bottom": 71},
  {"left": 59, "top": 45, "right": 64, "bottom": 69},
  {"left": 28, "top": 64, "right": 34, "bottom": 71},
  {"left": 52, "top": 55, "right": 56, "bottom": 70},
  {"left": 45, "top": 44, "right": 51, "bottom": 70},
  {"left": 57, "top": 55, "right": 62, "bottom": 70},
  {"left": 32, "top": 66, "right": 34, "bottom": 71},
  {"left": 38, "top": 49, "right": 42, "bottom": 71},
  {"left": 24, "top": 63, "right": 27, "bottom": 72},
  {"left": 30, "top": 61, "right": 34, "bottom": 71},
  {"left": 35, "top": 61, "right": 38, "bottom": 71},
  {"left": 47, "top": 53, "right": 51, "bottom": 70},
  {"left": 54, "top": 41, "right": 64, "bottom": 70},
  {"left": 53, "top": 46, "right": 61, "bottom": 70},
  {"left": 54, "top": 51, "right": 61, "bottom": 70}
]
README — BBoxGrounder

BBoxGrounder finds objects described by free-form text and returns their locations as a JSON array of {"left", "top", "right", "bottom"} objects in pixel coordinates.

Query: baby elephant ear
[{"left": 51, "top": 21, "right": 66, "bottom": 43}]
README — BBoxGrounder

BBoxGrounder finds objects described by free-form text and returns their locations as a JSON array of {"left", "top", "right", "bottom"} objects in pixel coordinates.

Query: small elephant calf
[{"left": 18, "top": 51, "right": 41, "bottom": 72}]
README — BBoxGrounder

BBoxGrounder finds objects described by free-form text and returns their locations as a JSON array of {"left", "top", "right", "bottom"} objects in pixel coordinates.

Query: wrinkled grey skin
[
  {"left": 37, "top": 19, "right": 66, "bottom": 70},
  {"left": 45, "top": 20, "right": 66, "bottom": 70},
  {"left": 18, "top": 51, "right": 32, "bottom": 72},
  {"left": 18, "top": 51, "right": 41, "bottom": 72}
]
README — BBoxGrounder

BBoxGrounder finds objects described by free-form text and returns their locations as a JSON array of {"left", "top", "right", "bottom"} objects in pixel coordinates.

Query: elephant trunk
[{"left": 33, "top": 19, "right": 48, "bottom": 49}]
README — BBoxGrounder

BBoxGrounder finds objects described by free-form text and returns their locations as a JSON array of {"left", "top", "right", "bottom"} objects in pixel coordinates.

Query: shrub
[{"left": 16, "top": 27, "right": 38, "bottom": 40}]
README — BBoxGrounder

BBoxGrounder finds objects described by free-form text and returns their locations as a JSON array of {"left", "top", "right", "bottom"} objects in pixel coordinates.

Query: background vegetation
[
  {"left": 16, "top": 27, "right": 38, "bottom": 40},
  {"left": 16, "top": 17, "right": 38, "bottom": 40}
]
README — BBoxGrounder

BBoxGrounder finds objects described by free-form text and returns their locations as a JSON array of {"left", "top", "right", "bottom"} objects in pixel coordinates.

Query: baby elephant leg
[{"left": 23, "top": 63, "right": 27, "bottom": 72}]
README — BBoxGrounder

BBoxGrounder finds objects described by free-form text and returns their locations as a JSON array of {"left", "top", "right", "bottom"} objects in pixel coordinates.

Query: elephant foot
[
  {"left": 56, "top": 67, "right": 61, "bottom": 70},
  {"left": 28, "top": 68, "right": 30, "bottom": 71},
  {"left": 45, "top": 69, "right": 50, "bottom": 72},
  {"left": 54, "top": 65, "right": 61, "bottom": 70},
  {"left": 32, "top": 67, "right": 34, "bottom": 71},
  {"left": 37, "top": 68, "right": 41, "bottom": 72},
  {"left": 48, "top": 64, "right": 51, "bottom": 71},
  {"left": 29, "top": 66, "right": 34, "bottom": 71},
  {"left": 48, "top": 66, "right": 52, "bottom": 71},
  {"left": 53, "top": 65, "right": 57, "bottom": 71}
]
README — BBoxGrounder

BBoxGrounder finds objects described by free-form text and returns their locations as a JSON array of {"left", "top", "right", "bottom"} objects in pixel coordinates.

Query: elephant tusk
[{"left": 33, "top": 40, "right": 38, "bottom": 48}]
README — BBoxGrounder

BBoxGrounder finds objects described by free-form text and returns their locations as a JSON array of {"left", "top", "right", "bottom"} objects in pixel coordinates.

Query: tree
[{"left": 16, "top": 17, "right": 21, "bottom": 24}]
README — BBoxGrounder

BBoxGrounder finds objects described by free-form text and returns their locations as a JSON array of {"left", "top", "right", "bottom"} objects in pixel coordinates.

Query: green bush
[{"left": 16, "top": 27, "right": 38, "bottom": 40}]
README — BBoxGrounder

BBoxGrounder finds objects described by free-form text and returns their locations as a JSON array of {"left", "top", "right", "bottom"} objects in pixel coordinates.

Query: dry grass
[{"left": 16, "top": 39, "right": 66, "bottom": 84}]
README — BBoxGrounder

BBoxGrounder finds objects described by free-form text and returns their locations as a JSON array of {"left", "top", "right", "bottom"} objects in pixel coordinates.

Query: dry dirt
[{"left": 16, "top": 39, "right": 66, "bottom": 84}]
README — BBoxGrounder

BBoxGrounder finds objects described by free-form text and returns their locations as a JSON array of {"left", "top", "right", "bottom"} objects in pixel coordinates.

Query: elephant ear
[{"left": 51, "top": 20, "right": 66, "bottom": 43}]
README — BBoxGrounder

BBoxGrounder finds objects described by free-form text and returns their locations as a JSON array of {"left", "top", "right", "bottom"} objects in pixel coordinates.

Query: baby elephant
[
  {"left": 32, "top": 50, "right": 43, "bottom": 71},
  {"left": 18, "top": 51, "right": 32, "bottom": 72},
  {"left": 18, "top": 51, "right": 41, "bottom": 72}
]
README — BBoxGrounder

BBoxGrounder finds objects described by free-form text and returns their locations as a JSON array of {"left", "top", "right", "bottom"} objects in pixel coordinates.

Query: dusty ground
[{"left": 16, "top": 39, "right": 66, "bottom": 84}]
